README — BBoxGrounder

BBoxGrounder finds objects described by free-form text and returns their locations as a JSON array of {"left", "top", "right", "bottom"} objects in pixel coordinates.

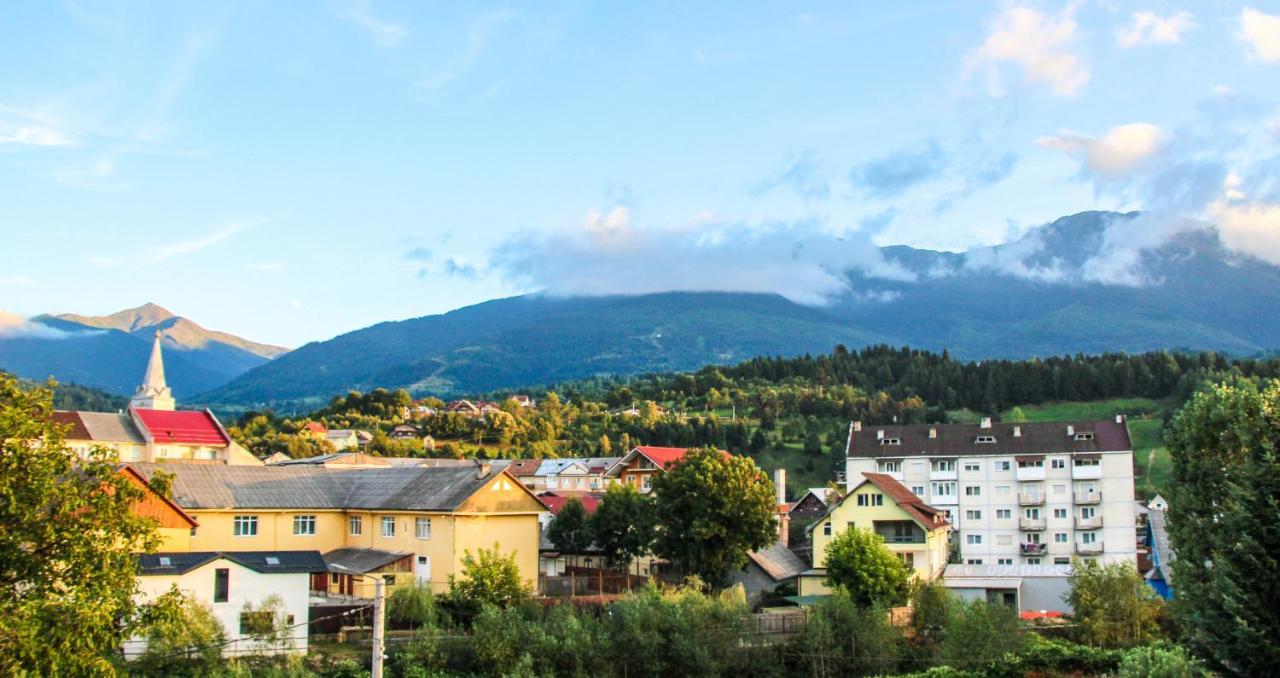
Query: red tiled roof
[
  {"left": 52, "top": 411, "right": 91, "bottom": 439},
  {"left": 134, "top": 409, "right": 229, "bottom": 446},
  {"left": 302, "top": 422, "right": 327, "bottom": 434},
  {"left": 632, "top": 446, "right": 731, "bottom": 469},
  {"left": 506, "top": 459, "right": 543, "bottom": 476},
  {"left": 858, "top": 472, "right": 952, "bottom": 529},
  {"left": 539, "top": 493, "right": 603, "bottom": 515}
]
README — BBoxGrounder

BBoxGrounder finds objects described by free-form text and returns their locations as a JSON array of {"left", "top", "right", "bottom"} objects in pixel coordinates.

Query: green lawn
[
  {"left": 753, "top": 440, "right": 834, "bottom": 496},
  {"left": 1002, "top": 397, "right": 1164, "bottom": 422}
]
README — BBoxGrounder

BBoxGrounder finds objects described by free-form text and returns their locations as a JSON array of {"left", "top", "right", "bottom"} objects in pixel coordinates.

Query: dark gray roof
[
  {"left": 848, "top": 419, "right": 1132, "bottom": 458},
  {"left": 324, "top": 548, "right": 412, "bottom": 574},
  {"left": 130, "top": 462, "right": 502, "bottom": 511},
  {"left": 139, "top": 550, "right": 326, "bottom": 575},
  {"left": 747, "top": 542, "right": 807, "bottom": 581}
]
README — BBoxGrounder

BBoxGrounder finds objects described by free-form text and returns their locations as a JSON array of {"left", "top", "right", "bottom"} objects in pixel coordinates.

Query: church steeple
[{"left": 131, "top": 331, "right": 175, "bottom": 411}]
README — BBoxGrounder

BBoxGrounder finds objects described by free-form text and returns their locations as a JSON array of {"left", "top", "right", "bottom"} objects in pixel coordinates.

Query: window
[
  {"left": 963, "top": 462, "right": 981, "bottom": 472},
  {"left": 233, "top": 515, "right": 257, "bottom": 537},
  {"left": 931, "top": 481, "right": 956, "bottom": 496},
  {"left": 331, "top": 573, "right": 340, "bottom": 585},
  {"left": 293, "top": 515, "right": 316, "bottom": 536},
  {"left": 1074, "top": 458, "right": 1100, "bottom": 467},
  {"left": 1054, "top": 532, "right": 1068, "bottom": 543},
  {"left": 416, "top": 517, "right": 432, "bottom": 540},
  {"left": 996, "top": 534, "right": 1012, "bottom": 545},
  {"left": 899, "top": 552, "right": 914, "bottom": 568},
  {"left": 1025, "top": 508, "right": 1040, "bottom": 519},
  {"left": 1054, "top": 557, "right": 1071, "bottom": 565},
  {"left": 996, "top": 509, "right": 1012, "bottom": 519},
  {"left": 995, "top": 485, "right": 1011, "bottom": 495},
  {"left": 1024, "top": 532, "right": 1042, "bottom": 544},
  {"left": 966, "top": 559, "right": 984, "bottom": 565},
  {"left": 381, "top": 517, "right": 395, "bottom": 537},
  {"left": 1081, "top": 532, "right": 1098, "bottom": 544},
  {"left": 1051, "top": 459, "right": 1066, "bottom": 469},
  {"left": 213, "top": 568, "right": 229, "bottom": 603},
  {"left": 1053, "top": 484, "right": 1067, "bottom": 495},
  {"left": 975, "top": 436, "right": 997, "bottom": 444},
  {"left": 158, "top": 556, "right": 172, "bottom": 567},
  {"left": 823, "top": 522, "right": 832, "bottom": 536},
  {"left": 1026, "top": 557, "right": 1041, "bottom": 565},
  {"left": 997, "top": 558, "right": 1013, "bottom": 565},
  {"left": 932, "top": 460, "right": 955, "bottom": 472},
  {"left": 911, "top": 485, "right": 925, "bottom": 497},
  {"left": 1018, "top": 459, "right": 1044, "bottom": 468},
  {"left": 965, "top": 509, "right": 982, "bottom": 520},
  {"left": 964, "top": 485, "right": 981, "bottom": 496},
  {"left": 880, "top": 437, "right": 901, "bottom": 446},
  {"left": 642, "top": 475, "right": 652, "bottom": 490},
  {"left": 1074, "top": 432, "right": 1095, "bottom": 441},
  {"left": 966, "top": 533, "right": 982, "bottom": 545},
  {"left": 1080, "top": 507, "right": 1096, "bottom": 519},
  {"left": 856, "top": 493, "right": 884, "bottom": 507},
  {"left": 349, "top": 516, "right": 363, "bottom": 536},
  {"left": 994, "top": 460, "right": 1012, "bottom": 471},
  {"left": 1054, "top": 508, "right": 1068, "bottom": 519},
  {"left": 876, "top": 461, "right": 901, "bottom": 473}
]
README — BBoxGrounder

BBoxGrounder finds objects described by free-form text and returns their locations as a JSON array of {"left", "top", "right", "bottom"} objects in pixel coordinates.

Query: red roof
[
  {"left": 632, "top": 446, "right": 731, "bottom": 469},
  {"left": 539, "top": 493, "right": 603, "bottom": 515},
  {"left": 134, "top": 409, "right": 229, "bottom": 446},
  {"left": 302, "top": 422, "right": 327, "bottom": 434}
]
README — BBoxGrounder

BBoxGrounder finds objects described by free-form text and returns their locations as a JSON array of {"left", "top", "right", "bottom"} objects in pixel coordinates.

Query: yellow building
[
  {"left": 799, "top": 472, "right": 951, "bottom": 596},
  {"left": 131, "top": 461, "right": 545, "bottom": 597}
]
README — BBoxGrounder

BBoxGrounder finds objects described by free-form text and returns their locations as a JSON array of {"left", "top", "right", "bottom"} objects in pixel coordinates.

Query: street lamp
[{"left": 344, "top": 573, "right": 388, "bottom": 678}]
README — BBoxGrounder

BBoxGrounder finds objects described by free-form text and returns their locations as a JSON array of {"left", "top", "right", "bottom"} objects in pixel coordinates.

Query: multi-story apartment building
[{"left": 844, "top": 416, "right": 1136, "bottom": 567}]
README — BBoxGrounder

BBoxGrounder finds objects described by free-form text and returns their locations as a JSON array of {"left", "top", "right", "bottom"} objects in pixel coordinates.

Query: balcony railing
[
  {"left": 1075, "top": 515, "right": 1103, "bottom": 529},
  {"left": 1019, "top": 517, "right": 1046, "bottom": 531},
  {"left": 1018, "top": 493, "right": 1044, "bottom": 506},
  {"left": 1073, "top": 491, "right": 1102, "bottom": 504},
  {"left": 1019, "top": 543, "right": 1048, "bottom": 556},
  {"left": 878, "top": 535, "right": 927, "bottom": 544},
  {"left": 1075, "top": 540, "right": 1104, "bottom": 555}
]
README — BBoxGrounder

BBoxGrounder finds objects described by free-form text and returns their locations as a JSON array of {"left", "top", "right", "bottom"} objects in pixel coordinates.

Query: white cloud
[
  {"left": 0, "top": 126, "right": 75, "bottom": 147},
  {"left": 94, "top": 221, "right": 251, "bottom": 267},
  {"left": 1208, "top": 200, "right": 1280, "bottom": 266},
  {"left": 1037, "top": 123, "right": 1163, "bottom": 179},
  {"left": 491, "top": 210, "right": 915, "bottom": 305},
  {"left": 1116, "top": 11, "right": 1195, "bottom": 48},
  {"left": 970, "top": 4, "right": 1089, "bottom": 97},
  {"left": 337, "top": 0, "right": 408, "bottom": 48},
  {"left": 0, "top": 311, "right": 77, "bottom": 339},
  {"left": 1239, "top": 7, "right": 1280, "bottom": 62}
]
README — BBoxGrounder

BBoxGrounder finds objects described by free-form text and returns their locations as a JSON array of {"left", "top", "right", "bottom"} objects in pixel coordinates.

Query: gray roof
[
  {"left": 80, "top": 411, "right": 145, "bottom": 443},
  {"left": 849, "top": 419, "right": 1132, "bottom": 459},
  {"left": 324, "top": 548, "right": 412, "bottom": 574},
  {"left": 1147, "top": 509, "right": 1175, "bottom": 584},
  {"left": 130, "top": 462, "right": 504, "bottom": 511},
  {"left": 139, "top": 550, "right": 326, "bottom": 575},
  {"left": 747, "top": 542, "right": 807, "bottom": 581}
]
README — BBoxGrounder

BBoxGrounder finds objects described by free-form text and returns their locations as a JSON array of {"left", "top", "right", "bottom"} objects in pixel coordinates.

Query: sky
[{"left": 1, "top": 1, "right": 1278, "bottom": 347}]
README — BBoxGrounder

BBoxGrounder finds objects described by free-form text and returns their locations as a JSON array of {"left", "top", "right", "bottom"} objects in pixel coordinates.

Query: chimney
[
  {"left": 1115, "top": 414, "right": 1124, "bottom": 424},
  {"left": 877, "top": 430, "right": 885, "bottom": 440},
  {"left": 980, "top": 417, "right": 992, "bottom": 429},
  {"left": 1013, "top": 426, "right": 1021, "bottom": 438},
  {"left": 929, "top": 428, "right": 937, "bottom": 439},
  {"left": 774, "top": 468, "right": 787, "bottom": 506},
  {"left": 476, "top": 461, "right": 491, "bottom": 478},
  {"left": 778, "top": 512, "right": 790, "bottom": 547},
  {"left": 1067, "top": 425, "right": 1075, "bottom": 436},
  {"left": 852, "top": 421, "right": 862, "bottom": 432}
]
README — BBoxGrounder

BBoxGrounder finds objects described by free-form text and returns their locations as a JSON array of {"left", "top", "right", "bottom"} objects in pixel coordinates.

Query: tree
[
  {"left": 791, "top": 591, "right": 903, "bottom": 676},
  {"left": 939, "top": 598, "right": 1025, "bottom": 669},
  {"left": 0, "top": 375, "right": 165, "bottom": 675},
  {"left": 132, "top": 592, "right": 227, "bottom": 674},
  {"left": 547, "top": 497, "right": 592, "bottom": 569},
  {"left": 447, "top": 544, "right": 532, "bottom": 610},
  {"left": 650, "top": 448, "right": 778, "bottom": 587},
  {"left": 1066, "top": 559, "right": 1163, "bottom": 648},
  {"left": 822, "top": 527, "right": 909, "bottom": 608},
  {"left": 589, "top": 484, "right": 655, "bottom": 573},
  {"left": 1007, "top": 406, "right": 1028, "bottom": 422},
  {"left": 388, "top": 582, "right": 438, "bottom": 629},
  {"left": 1164, "top": 379, "right": 1280, "bottom": 674}
]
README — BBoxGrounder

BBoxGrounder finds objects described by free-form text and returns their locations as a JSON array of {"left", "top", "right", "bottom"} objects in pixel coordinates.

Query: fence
[{"left": 537, "top": 571, "right": 649, "bottom": 597}]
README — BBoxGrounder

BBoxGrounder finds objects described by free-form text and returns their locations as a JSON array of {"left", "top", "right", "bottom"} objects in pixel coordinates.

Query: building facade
[{"left": 844, "top": 417, "right": 1137, "bottom": 567}]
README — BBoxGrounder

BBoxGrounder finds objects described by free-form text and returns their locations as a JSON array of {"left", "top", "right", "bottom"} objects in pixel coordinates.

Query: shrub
[
  {"left": 1118, "top": 644, "right": 1208, "bottom": 678},
  {"left": 789, "top": 591, "right": 904, "bottom": 677},
  {"left": 387, "top": 583, "right": 437, "bottom": 630},
  {"left": 938, "top": 599, "right": 1024, "bottom": 670},
  {"left": 607, "top": 581, "right": 750, "bottom": 677}
]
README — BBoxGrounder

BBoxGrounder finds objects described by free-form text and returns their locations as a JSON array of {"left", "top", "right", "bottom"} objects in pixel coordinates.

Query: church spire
[{"left": 131, "top": 331, "right": 175, "bottom": 411}]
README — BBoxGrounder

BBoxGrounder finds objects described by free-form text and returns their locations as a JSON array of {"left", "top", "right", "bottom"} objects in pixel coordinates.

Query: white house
[{"left": 126, "top": 551, "right": 325, "bottom": 659}]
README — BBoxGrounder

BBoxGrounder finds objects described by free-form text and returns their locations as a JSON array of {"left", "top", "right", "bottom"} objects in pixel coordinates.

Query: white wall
[{"left": 126, "top": 559, "right": 311, "bottom": 659}]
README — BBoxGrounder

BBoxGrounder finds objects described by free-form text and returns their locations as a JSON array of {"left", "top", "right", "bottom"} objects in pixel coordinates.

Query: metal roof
[
  {"left": 849, "top": 419, "right": 1132, "bottom": 459},
  {"left": 747, "top": 542, "right": 808, "bottom": 582},
  {"left": 323, "top": 548, "right": 412, "bottom": 574},
  {"left": 1147, "top": 509, "right": 1175, "bottom": 584},
  {"left": 138, "top": 550, "right": 326, "bottom": 575},
  {"left": 54, "top": 410, "right": 146, "bottom": 444}
]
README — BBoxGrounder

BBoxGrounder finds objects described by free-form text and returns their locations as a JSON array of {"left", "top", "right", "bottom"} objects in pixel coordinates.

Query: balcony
[
  {"left": 1019, "top": 542, "right": 1047, "bottom": 556},
  {"left": 878, "top": 535, "right": 927, "bottom": 545},
  {"left": 1072, "top": 463, "right": 1102, "bottom": 480},
  {"left": 1075, "top": 515, "right": 1103, "bottom": 529},
  {"left": 929, "top": 468, "right": 957, "bottom": 481},
  {"left": 1018, "top": 493, "right": 1045, "bottom": 506},
  {"left": 1073, "top": 491, "right": 1102, "bottom": 504},
  {"left": 1016, "top": 464, "right": 1046, "bottom": 481},
  {"left": 1019, "top": 517, "right": 1046, "bottom": 531},
  {"left": 1075, "top": 540, "right": 1104, "bottom": 555}
]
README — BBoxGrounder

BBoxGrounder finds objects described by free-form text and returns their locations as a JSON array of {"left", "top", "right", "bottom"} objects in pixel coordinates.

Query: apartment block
[{"left": 844, "top": 416, "right": 1136, "bottom": 567}]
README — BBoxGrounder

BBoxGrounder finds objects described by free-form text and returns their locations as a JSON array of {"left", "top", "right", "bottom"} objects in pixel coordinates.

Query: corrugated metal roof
[
  {"left": 747, "top": 542, "right": 807, "bottom": 581},
  {"left": 1147, "top": 509, "right": 1175, "bottom": 584},
  {"left": 323, "top": 548, "right": 412, "bottom": 574},
  {"left": 55, "top": 410, "right": 146, "bottom": 443},
  {"left": 139, "top": 550, "right": 326, "bottom": 575}
]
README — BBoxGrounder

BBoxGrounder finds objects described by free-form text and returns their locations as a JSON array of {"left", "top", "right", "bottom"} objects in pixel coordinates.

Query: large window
[
  {"left": 1054, "top": 532, "right": 1068, "bottom": 543},
  {"left": 349, "top": 516, "right": 363, "bottom": 536},
  {"left": 965, "top": 509, "right": 982, "bottom": 520},
  {"left": 876, "top": 460, "right": 901, "bottom": 473},
  {"left": 1018, "top": 459, "right": 1044, "bottom": 468},
  {"left": 966, "top": 533, "right": 982, "bottom": 545},
  {"left": 964, "top": 485, "right": 982, "bottom": 496},
  {"left": 381, "top": 517, "right": 396, "bottom": 537},
  {"left": 931, "top": 482, "right": 956, "bottom": 496},
  {"left": 996, "top": 509, "right": 1012, "bottom": 519},
  {"left": 1081, "top": 532, "right": 1098, "bottom": 544},
  {"left": 416, "top": 517, "right": 432, "bottom": 540},
  {"left": 233, "top": 515, "right": 257, "bottom": 537},
  {"left": 213, "top": 568, "right": 229, "bottom": 603},
  {"left": 293, "top": 515, "right": 316, "bottom": 536},
  {"left": 932, "top": 460, "right": 955, "bottom": 472},
  {"left": 963, "top": 462, "right": 981, "bottom": 472},
  {"left": 994, "top": 461, "right": 1012, "bottom": 471}
]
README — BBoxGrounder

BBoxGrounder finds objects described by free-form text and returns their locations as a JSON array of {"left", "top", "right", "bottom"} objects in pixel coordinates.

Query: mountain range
[
  {"left": 0, "top": 303, "right": 288, "bottom": 398},
  {"left": 6, "top": 211, "right": 1279, "bottom": 409}
]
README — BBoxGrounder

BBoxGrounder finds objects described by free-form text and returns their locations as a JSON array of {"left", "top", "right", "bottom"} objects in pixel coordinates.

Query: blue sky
[{"left": 2, "top": 1, "right": 1278, "bottom": 347}]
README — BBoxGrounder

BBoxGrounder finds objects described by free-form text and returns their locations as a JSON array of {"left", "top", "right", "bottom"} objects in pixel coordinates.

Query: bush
[
  {"left": 1118, "top": 644, "right": 1208, "bottom": 678},
  {"left": 1067, "top": 559, "right": 1164, "bottom": 648},
  {"left": 789, "top": 591, "right": 904, "bottom": 677},
  {"left": 131, "top": 592, "right": 228, "bottom": 676},
  {"left": 607, "top": 581, "right": 750, "bottom": 677},
  {"left": 387, "top": 583, "right": 438, "bottom": 630},
  {"left": 978, "top": 636, "right": 1123, "bottom": 678},
  {"left": 938, "top": 599, "right": 1024, "bottom": 670}
]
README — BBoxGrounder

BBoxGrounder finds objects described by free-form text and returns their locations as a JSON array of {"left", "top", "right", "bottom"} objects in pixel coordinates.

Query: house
[
  {"left": 733, "top": 542, "right": 808, "bottom": 606},
  {"left": 445, "top": 400, "right": 480, "bottom": 416},
  {"left": 126, "top": 550, "right": 326, "bottom": 658},
  {"left": 843, "top": 417, "right": 1137, "bottom": 567},
  {"left": 54, "top": 334, "right": 262, "bottom": 466},
  {"left": 798, "top": 472, "right": 951, "bottom": 596},
  {"left": 300, "top": 422, "right": 327, "bottom": 438},
  {"left": 1147, "top": 494, "right": 1168, "bottom": 512},
  {"left": 607, "top": 446, "right": 730, "bottom": 494},
  {"left": 390, "top": 425, "right": 419, "bottom": 440},
  {"left": 129, "top": 461, "right": 545, "bottom": 595},
  {"left": 941, "top": 563, "right": 1074, "bottom": 612},
  {"left": 511, "top": 395, "right": 535, "bottom": 408},
  {"left": 1145, "top": 508, "right": 1175, "bottom": 599},
  {"left": 120, "top": 464, "right": 200, "bottom": 551},
  {"left": 322, "top": 548, "right": 414, "bottom": 600},
  {"left": 325, "top": 429, "right": 360, "bottom": 451},
  {"left": 505, "top": 457, "right": 620, "bottom": 492},
  {"left": 537, "top": 491, "right": 606, "bottom": 577},
  {"left": 789, "top": 487, "right": 839, "bottom": 521}
]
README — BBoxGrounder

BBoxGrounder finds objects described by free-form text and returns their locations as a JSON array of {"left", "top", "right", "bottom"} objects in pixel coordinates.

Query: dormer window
[
  {"left": 975, "top": 436, "right": 997, "bottom": 444},
  {"left": 159, "top": 556, "right": 171, "bottom": 567},
  {"left": 265, "top": 556, "right": 280, "bottom": 566},
  {"left": 1074, "top": 432, "right": 1095, "bottom": 441},
  {"left": 880, "top": 437, "right": 901, "bottom": 446}
]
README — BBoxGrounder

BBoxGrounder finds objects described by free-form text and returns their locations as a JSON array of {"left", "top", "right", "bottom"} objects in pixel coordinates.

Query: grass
[
  {"left": 753, "top": 440, "right": 834, "bottom": 495},
  {"left": 1003, "top": 397, "right": 1164, "bottom": 422}
]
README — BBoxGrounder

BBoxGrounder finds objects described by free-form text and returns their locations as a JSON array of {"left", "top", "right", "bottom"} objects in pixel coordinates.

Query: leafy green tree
[
  {"left": 650, "top": 448, "right": 778, "bottom": 587},
  {"left": 939, "top": 598, "right": 1025, "bottom": 669},
  {"left": 388, "top": 582, "right": 438, "bottom": 630},
  {"left": 909, "top": 580, "right": 954, "bottom": 647},
  {"left": 447, "top": 544, "right": 532, "bottom": 611},
  {"left": 791, "top": 591, "right": 903, "bottom": 677},
  {"left": 238, "top": 593, "right": 296, "bottom": 654},
  {"left": 0, "top": 375, "right": 166, "bottom": 675},
  {"left": 547, "top": 497, "right": 592, "bottom": 569},
  {"left": 589, "top": 484, "right": 655, "bottom": 573},
  {"left": 823, "top": 527, "right": 909, "bottom": 608},
  {"left": 132, "top": 592, "right": 227, "bottom": 674},
  {"left": 1007, "top": 406, "right": 1028, "bottom": 422},
  {"left": 1066, "top": 559, "right": 1163, "bottom": 648},
  {"left": 607, "top": 582, "right": 750, "bottom": 677},
  {"left": 1165, "top": 379, "right": 1280, "bottom": 674}
]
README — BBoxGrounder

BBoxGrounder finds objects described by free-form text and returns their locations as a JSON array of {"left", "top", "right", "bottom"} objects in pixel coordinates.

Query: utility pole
[{"left": 371, "top": 577, "right": 386, "bottom": 678}]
